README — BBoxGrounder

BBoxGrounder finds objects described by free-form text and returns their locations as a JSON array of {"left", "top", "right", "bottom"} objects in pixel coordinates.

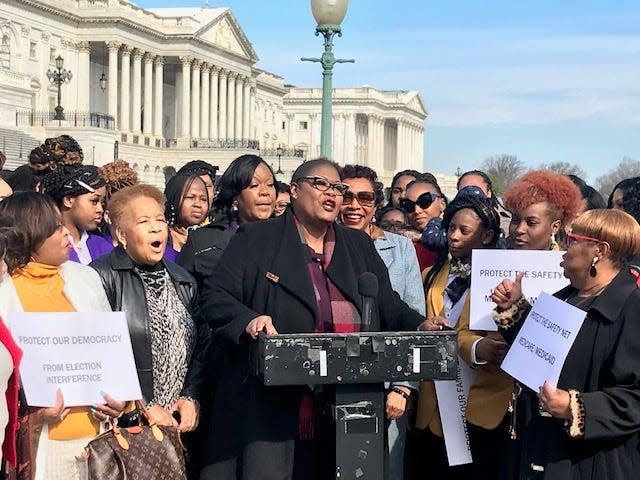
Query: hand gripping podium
[{"left": 255, "top": 330, "right": 457, "bottom": 479}]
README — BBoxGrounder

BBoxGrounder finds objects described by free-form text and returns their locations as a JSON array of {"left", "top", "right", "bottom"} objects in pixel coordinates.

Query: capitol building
[{"left": 0, "top": 0, "right": 427, "bottom": 187}]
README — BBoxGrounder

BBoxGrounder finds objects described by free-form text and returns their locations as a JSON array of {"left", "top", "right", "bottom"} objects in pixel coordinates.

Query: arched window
[{"left": 0, "top": 34, "right": 10, "bottom": 70}]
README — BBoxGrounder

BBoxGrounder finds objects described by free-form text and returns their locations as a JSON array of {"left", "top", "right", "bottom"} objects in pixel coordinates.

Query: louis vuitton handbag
[{"left": 83, "top": 402, "right": 187, "bottom": 480}]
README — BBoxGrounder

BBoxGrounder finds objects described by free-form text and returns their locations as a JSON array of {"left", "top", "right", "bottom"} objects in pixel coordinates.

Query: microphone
[{"left": 358, "top": 272, "right": 379, "bottom": 332}]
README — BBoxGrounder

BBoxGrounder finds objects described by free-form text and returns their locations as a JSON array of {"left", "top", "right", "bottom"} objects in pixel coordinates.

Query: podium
[{"left": 255, "top": 331, "right": 457, "bottom": 479}]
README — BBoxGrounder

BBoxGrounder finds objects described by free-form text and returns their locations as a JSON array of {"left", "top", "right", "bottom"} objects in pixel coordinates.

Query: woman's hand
[
  {"left": 91, "top": 392, "right": 127, "bottom": 422},
  {"left": 475, "top": 336, "right": 508, "bottom": 366},
  {"left": 34, "top": 389, "right": 70, "bottom": 425},
  {"left": 418, "top": 316, "right": 450, "bottom": 331},
  {"left": 171, "top": 398, "right": 199, "bottom": 432},
  {"left": 490, "top": 272, "right": 525, "bottom": 310},
  {"left": 145, "top": 404, "right": 179, "bottom": 428},
  {"left": 386, "top": 386, "right": 411, "bottom": 420},
  {"left": 538, "top": 381, "right": 570, "bottom": 420},
  {"left": 245, "top": 315, "right": 278, "bottom": 339}
]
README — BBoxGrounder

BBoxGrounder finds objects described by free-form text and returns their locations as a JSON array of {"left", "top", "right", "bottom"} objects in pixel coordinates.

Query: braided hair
[
  {"left": 99, "top": 159, "right": 139, "bottom": 204},
  {"left": 164, "top": 173, "right": 207, "bottom": 227},
  {"left": 424, "top": 193, "right": 500, "bottom": 292},
  {"left": 28, "top": 135, "right": 84, "bottom": 173},
  {"left": 40, "top": 164, "right": 106, "bottom": 206}
]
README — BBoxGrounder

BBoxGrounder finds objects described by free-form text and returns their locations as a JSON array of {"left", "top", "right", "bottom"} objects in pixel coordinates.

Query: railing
[
  {"left": 261, "top": 147, "right": 306, "bottom": 159},
  {"left": 191, "top": 138, "right": 260, "bottom": 150},
  {"left": 16, "top": 110, "right": 115, "bottom": 130}
]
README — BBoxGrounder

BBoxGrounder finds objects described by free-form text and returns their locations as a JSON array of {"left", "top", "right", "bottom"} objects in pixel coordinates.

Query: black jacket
[
  {"left": 199, "top": 210, "right": 425, "bottom": 471},
  {"left": 90, "top": 246, "right": 209, "bottom": 403},
  {"left": 178, "top": 215, "right": 235, "bottom": 292},
  {"left": 501, "top": 268, "right": 640, "bottom": 479}
]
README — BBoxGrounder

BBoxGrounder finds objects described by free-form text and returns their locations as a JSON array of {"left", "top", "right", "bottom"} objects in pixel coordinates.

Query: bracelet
[
  {"left": 178, "top": 396, "right": 201, "bottom": 411},
  {"left": 390, "top": 387, "right": 410, "bottom": 400}
]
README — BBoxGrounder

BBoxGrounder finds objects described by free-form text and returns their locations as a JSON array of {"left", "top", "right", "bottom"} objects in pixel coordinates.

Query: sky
[{"left": 135, "top": 0, "right": 640, "bottom": 183}]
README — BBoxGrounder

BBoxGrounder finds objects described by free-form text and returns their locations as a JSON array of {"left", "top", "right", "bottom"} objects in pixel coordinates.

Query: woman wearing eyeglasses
[
  {"left": 198, "top": 158, "right": 427, "bottom": 480},
  {"left": 490, "top": 209, "right": 640, "bottom": 479},
  {"left": 339, "top": 164, "right": 424, "bottom": 480},
  {"left": 400, "top": 179, "right": 447, "bottom": 271}
]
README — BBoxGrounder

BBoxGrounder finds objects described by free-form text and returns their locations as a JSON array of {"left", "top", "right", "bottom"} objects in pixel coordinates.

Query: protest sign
[
  {"left": 500, "top": 292, "right": 586, "bottom": 391},
  {"left": 434, "top": 360, "right": 476, "bottom": 466},
  {"left": 10, "top": 311, "right": 142, "bottom": 407},
  {"left": 470, "top": 249, "right": 568, "bottom": 331}
]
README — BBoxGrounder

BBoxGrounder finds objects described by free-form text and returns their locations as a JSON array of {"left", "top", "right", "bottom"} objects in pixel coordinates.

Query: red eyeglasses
[{"left": 566, "top": 231, "right": 606, "bottom": 249}]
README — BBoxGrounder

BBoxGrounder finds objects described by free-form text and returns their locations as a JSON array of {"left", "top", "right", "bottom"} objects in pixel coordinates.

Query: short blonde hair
[
  {"left": 571, "top": 209, "right": 640, "bottom": 268},
  {"left": 107, "top": 184, "right": 165, "bottom": 230}
]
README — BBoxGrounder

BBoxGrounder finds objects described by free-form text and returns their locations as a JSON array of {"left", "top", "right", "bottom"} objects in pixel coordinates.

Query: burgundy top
[{"left": 0, "top": 318, "right": 22, "bottom": 467}]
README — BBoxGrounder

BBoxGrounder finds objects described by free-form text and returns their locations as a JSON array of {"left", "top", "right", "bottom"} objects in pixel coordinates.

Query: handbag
[{"left": 84, "top": 402, "right": 187, "bottom": 480}]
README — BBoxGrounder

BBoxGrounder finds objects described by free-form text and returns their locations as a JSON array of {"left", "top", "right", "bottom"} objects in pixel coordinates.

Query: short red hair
[{"left": 503, "top": 170, "right": 582, "bottom": 226}]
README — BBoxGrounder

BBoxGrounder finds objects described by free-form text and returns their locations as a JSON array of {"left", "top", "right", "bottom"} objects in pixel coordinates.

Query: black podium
[{"left": 255, "top": 331, "right": 457, "bottom": 479}]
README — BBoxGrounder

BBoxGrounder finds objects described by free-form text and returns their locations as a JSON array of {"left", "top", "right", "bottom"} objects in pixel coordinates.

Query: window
[
  {"left": 49, "top": 47, "right": 56, "bottom": 64},
  {"left": 0, "top": 35, "right": 9, "bottom": 70},
  {"left": 298, "top": 121, "right": 308, "bottom": 131},
  {"left": 281, "top": 121, "right": 286, "bottom": 130},
  {"left": 29, "top": 41, "right": 37, "bottom": 59}
]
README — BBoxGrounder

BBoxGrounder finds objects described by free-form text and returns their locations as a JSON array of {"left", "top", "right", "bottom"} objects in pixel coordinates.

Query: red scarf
[{"left": 0, "top": 317, "right": 22, "bottom": 467}]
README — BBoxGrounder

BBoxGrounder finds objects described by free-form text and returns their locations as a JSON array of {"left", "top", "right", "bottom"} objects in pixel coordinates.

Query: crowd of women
[{"left": 0, "top": 134, "right": 638, "bottom": 480}]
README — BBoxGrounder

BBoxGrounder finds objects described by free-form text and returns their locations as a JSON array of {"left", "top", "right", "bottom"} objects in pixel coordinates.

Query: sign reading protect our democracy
[
  {"left": 9, "top": 311, "right": 142, "bottom": 407},
  {"left": 500, "top": 292, "right": 586, "bottom": 390},
  {"left": 470, "top": 249, "right": 569, "bottom": 331}
]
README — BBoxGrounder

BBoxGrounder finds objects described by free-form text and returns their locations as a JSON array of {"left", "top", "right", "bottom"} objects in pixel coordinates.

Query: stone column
[
  {"left": 153, "top": 56, "right": 164, "bottom": 138},
  {"left": 119, "top": 45, "right": 132, "bottom": 131},
  {"left": 143, "top": 53, "right": 153, "bottom": 135},
  {"left": 218, "top": 69, "right": 227, "bottom": 139},
  {"left": 243, "top": 78, "right": 251, "bottom": 141},
  {"left": 227, "top": 72, "right": 236, "bottom": 140},
  {"left": 179, "top": 56, "right": 191, "bottom": 138},
  {"left": 77, "top": 41, "right": 91, "bottom": 112},
  {"left": 235, "top": 75, "right": 243, "bottom": 141},
  {"left": 378, "top": 118, "right": 386, "bottom": 171},
  {"left": 131, "top": 49, "right": 143, "bottom": 133},
  {"left": 209, "top": 66, "right": 219, "bottom": 139},
  {"left": 106, "top": 41, "right": 120, "bottom": 125},
  {"left": 200, "top": 64, "right": 210, "bottom": 139},
  {"left": 367, "top": 115, "right": 377, "bottom": 171},
  {"left": 190, "top": 59, "right": 201, "bottom": 139},
  {"left": 395, "top": 119, "right": 404, "bottom": 169}
]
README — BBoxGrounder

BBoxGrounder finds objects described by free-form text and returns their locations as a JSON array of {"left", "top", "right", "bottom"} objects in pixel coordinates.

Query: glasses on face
[
  {"left": 565, "top": 231, "right": 606, "bottom": 249},
  {"left": 343, "top": 190, "right": 376, "bottom": 207},
  {"left": 299, "top": 176, "right": 350, "bottom": 196},
  {"left": 399, "top": 192, "right": 441, "bottom": 214}
]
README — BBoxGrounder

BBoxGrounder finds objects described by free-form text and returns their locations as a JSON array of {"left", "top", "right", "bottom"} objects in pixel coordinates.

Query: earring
[
  {"left": 590, "top": 256, "right": 599, "bottom": 277},
  {"left": 232, "top": 200, "right": 239, "bottom": 212},
  {"left": 549, "top": 234, "right": 559, "bottom": 251}
]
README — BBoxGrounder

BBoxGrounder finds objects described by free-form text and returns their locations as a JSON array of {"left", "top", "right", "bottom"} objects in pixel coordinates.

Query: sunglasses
[
  {"left": 399, "top": 192, "right": 441, "bottom": 214},
  {"left": 298, "top": 176, "right": 350, "bottom": 196},
  {"left": 343, "top": 190, "right": 376, "bottom": 207}
]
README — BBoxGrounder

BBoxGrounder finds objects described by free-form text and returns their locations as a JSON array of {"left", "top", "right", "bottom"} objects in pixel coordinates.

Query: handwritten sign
[
  {"left": 434, "top": 360, "right": 476, "bottom": 466},
  {"left": 9, "top": 311, "right": 142, "bottom": 407},
  {"left": 470, "top": 249, "right": 569, "bottom": 331},
  {"left": 500, "top": 292, "right": 586, "bottom": 391}
]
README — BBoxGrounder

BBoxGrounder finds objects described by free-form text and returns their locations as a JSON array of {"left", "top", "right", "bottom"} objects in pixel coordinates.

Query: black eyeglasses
[
  {"left": 399, "top": 192, "right": 441, "bottom": 214},
  {"left": 298, "top": 176, "right": 350, "bottom": 196},
  {"left": 343, "top": 190, "right": 376, "bottom": 207}
]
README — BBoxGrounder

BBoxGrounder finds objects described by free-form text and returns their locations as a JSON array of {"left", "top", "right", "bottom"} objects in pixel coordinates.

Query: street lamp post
[
  {"left": 276, "top": 145, "right": 284, "bottom": 175},
  {"left": 46, "top": 55, "right": 73, "bottom": 121},
  {"left": 302, "top": 0, "right": 354, "bottom": 159}
]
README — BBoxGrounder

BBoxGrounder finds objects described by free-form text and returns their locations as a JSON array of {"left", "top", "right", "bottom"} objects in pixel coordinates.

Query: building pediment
[
  {"left": 406, "top": 91, "right": 428, "bottom": 118},
  {"left": 195, "top": 10, "right": 258, "bottom": 62}
]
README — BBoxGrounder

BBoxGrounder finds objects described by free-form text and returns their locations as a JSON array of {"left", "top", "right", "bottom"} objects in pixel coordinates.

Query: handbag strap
[{"left": 134, "top": 400, "right": 165, "bottom": 442}]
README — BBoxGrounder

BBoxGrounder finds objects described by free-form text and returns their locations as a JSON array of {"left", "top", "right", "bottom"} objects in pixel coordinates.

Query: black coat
[
  {"left": 90, "top": 246, "right": 210, "bottom": 403},
  {"left": 178, "top": 215, "right": 235, "bottom": 292},
  {"left": 199, "top": 210, "right": 424, "bottom": 468},
  {"left": 501, "top": 268, "right": 640, "bottom": 480}
]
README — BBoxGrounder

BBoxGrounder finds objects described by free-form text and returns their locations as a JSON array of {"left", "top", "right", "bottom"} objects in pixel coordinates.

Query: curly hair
[
  {"left": 503, "top": 170, "right": 582, "bottom": 227},
  {"left": 28, "top": 135, "right": 84, "bottom": 173},
  {"left": 342, "top": 164, "right": 385, "bottom": 206},
  {"left": 108, "top": 184, "right": 165, "bottom": 232},
  {"left": 607, "top": 177, "right": 640, "bottom": 224},
  {"left": 99, "top": 159, "right": 139, "bottom": 203}
]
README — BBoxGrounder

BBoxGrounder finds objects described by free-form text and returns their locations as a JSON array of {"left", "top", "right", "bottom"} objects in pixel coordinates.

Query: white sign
[
  {"left": 434, "top": 359, "right": 477, "bottom": 466},
  {"left": 470, "top": 249, "right": 569, "bottom": 331},
  {"left": 501, "top": 292, "right": 586, "bottom": 391},
  {"left": 9, "top": 311, "right": 142, "bottom": 407}
]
